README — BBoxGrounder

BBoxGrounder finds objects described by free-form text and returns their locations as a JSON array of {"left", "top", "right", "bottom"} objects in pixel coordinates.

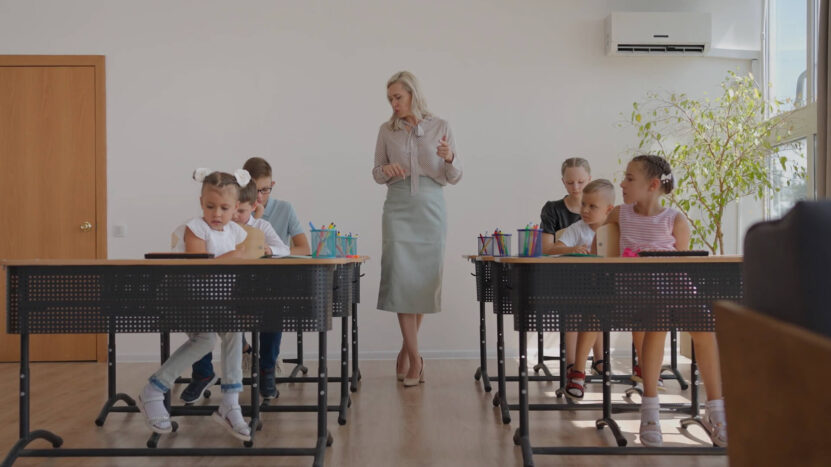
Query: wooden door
[{"left": 0, "top": 56, "right": 107, "bottom": 362}]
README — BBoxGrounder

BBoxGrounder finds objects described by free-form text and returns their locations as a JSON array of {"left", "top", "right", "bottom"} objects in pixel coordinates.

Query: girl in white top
[
  {"left": 601, "top": 155, "right": 727, "bottom": 448},
  {"left": 138, "top": 169, "right": 253, "bottom": 442}
]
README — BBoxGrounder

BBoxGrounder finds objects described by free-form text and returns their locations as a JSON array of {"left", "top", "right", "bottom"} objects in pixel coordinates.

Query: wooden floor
[{"left": 0, "top": 358, "right": 728, "bottom": 467}]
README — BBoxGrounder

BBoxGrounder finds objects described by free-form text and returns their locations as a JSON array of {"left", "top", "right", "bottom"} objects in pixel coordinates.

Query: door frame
[{"left": 0, "top": 55, "right": 108, "bottom": 362}]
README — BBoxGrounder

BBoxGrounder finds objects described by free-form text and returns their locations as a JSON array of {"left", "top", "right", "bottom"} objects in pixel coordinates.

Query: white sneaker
[
  {"left": 137, "top": 390, "right": 172, "bottom": 434},
  {"left": 703, "top": 408, "right": 728, "bottom": 447},
  {"left": 639, "top": 407, "right": 663, "bottom": 447},
  {"left": 212, "top": 404, "right": 251, "bottom": 442}
]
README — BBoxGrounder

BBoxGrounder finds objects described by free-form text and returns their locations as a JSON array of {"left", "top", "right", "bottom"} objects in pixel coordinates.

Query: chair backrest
[
  {"left": 595, "top": 223, "right": 620, "bottom": 257},
  {"left": 239, "top": 224, "right": 266, "bottom": 259},
  {"left": 716, "top": 301, "right": 831, "bottom": 467},
  {"left": 170, "top": 224, "right": 187, "bottom": 252},
  {"left": 554, "top": 229, "right": 564, "bottom": 242}
]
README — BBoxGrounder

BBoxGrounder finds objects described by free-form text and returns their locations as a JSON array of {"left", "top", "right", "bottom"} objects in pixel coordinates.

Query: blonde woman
[{"left": 372, "top": 71, "right": 462, "bottom": 387}]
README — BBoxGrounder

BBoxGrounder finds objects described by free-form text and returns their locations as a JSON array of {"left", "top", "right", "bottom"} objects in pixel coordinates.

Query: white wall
[{"left": 0, "top": 0, "right": 761, "bottom": 361}]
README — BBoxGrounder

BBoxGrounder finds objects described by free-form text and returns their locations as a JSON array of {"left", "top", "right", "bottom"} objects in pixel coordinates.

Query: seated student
[
  {"left": 540, "top": 158, "right": 603, "bottom": 374},
  {"left": 178, "top": 180, "right": 290, "bottom": 404},
  {"left": 138, "top": 169, "right": 252, "bottom": 441},
  {"left": 601, "top": 155, "right": 727, "bottom": 448},
  {"left": 548, "top": 179, "right": 614, "bottom": 397}
]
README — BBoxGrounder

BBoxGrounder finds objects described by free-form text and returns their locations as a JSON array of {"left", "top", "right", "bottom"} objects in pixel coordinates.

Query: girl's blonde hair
[
  {"left": 387, "top": 71, "right": 432, "bottom": 131},
  {"left": 199, "top": 171, "right": 242, "bottom": 199},
  {"left": 561, "top": 157, "right": 591, "bottom": 176}
]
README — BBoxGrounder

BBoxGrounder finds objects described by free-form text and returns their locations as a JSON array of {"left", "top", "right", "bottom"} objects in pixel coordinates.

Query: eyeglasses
[{"left": 257, "top": 187, "right": 273, "bottom": 195}]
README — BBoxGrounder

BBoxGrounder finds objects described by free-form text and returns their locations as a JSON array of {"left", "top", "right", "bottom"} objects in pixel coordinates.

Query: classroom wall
[{"left": 0, "top": 0, "right": 762, "bottom": 361}]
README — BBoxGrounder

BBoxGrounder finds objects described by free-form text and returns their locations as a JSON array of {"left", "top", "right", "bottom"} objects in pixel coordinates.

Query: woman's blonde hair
[{"left": 387, "top": 71, "right": 432, "bottom": 131}]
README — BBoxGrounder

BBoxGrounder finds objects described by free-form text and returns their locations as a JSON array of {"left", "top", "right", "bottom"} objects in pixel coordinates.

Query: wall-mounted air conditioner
[{"left": 605, "top": 12, "right": 711, "bottom": 56}]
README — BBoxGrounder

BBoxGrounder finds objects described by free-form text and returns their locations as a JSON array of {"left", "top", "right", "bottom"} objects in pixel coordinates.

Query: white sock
[
  {"left": 221, "top": 391, "right": 239, "bottom": 409},
  {"left": 142, "top": 383, "right": 165, "bottom": 400},
  {"left": 641, "top": 396, "right": 660, "bottom": 420},
  {"left": 140, "top": 383, "right": 170, "bottom": 427},
  {"left": 706, "top": 398, "right": 726, "bottom": 423}
]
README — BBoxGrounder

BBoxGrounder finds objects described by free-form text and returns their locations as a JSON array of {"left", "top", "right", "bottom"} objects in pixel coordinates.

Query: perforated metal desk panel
[{"left": 4, "top": 258, "right": 348, "bottom": 335}]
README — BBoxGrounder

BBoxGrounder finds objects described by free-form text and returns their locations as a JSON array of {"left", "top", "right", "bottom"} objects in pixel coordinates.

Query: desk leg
[
  {"left": 2, "top": 334, "right": 63, "bottom": 467},
  {"left": 473, "top": 301, "right": 492, "bottom": 392},
  {"left": 285, "top": 332, "right": 309, "bottom": 378},
  {"left": 661, "top": 330, "right": 689, "bottom": 390},
  {"left": 516, "top": 330, "right": 534, "bottom": 467},
  {"left": 595, "top": 331, "right": 627, "bottom": 447},
  {"left": 245, "top": 332, "right": 260, "bottom": 447},
  {"left": 680, "top": 344, "right": 712, "bottom": 438},
  {"left": 95, "top": 332, "right": 136, "bottom": 426},
  {"left": 338, "top": 315, "right": 351, "bottom": 425},
  {"left": 314, "top": 331, "right": 332, "bottom": 467},
  {"left": 493, "top": 313, "right": 511, "bottom": 424},
  {"left": 350, "top": 303, "right": 361, "bottom": 393}
]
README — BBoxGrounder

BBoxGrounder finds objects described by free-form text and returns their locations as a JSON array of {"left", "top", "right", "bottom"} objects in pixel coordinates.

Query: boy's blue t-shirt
[{"left": 262, "top": 198, "right": 305, "bottom": 245}]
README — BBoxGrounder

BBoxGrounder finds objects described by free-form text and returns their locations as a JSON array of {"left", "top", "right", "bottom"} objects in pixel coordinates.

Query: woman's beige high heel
[
  {"left": 396, "top": 351, "right": 407, "bottom": 382},
  {"left": 403, "top": 357, "right": 424, "bottom": 387}
]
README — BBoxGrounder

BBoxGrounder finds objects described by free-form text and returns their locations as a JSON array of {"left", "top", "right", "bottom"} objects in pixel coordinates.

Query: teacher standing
[{"left": 372, "top": 71, "right": 462, "bottom": 387}]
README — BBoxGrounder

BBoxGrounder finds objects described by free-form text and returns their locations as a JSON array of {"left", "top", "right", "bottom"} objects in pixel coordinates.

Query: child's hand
[
  {"left": 572, "top": 245, "right": 590, "bottom": 255},
  {"left": 265, "top": 245, "right": 272, "bottom": 256},
  {"left": 382, "top": 163, "right": 407, "bottom": 178},
  {"left": 253, "top": 203, "right": 264, "bottom": 219},
  {"left": 436, "top": 135, "right": 453, "bottom": 162}
]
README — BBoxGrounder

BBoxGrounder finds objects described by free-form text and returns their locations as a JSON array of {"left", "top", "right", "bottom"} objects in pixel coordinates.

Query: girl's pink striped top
[{"left": 618, "top": 203, "right": 680, "bottom": 252}]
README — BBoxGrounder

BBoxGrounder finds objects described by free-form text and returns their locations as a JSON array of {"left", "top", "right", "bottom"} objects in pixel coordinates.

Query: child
[
  {"left": 179, "top": 180, "right": 290, "bottom": 404},
  {"left": 550, "top": 179, "right": 614, "bottom": 400},
  {"left": 603, "top": 155, "right": 727, "bottom": 448},
  {"left": 246, "top": 157, "right": 309, "bottom": 398},
  {"left": 539, "top": 158, "right": 603, "bottom": 374},
  {"left": 138, "top": 169, "right": 252, "bottom": 442}
]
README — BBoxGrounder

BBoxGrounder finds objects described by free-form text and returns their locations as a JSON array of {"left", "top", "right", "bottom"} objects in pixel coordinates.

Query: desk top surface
[
  {"left": 2, "top": 256, "right": 369, "bottom": 267},
  {"left": 463, "top": 254, "right": 741, "bottom": 264}
]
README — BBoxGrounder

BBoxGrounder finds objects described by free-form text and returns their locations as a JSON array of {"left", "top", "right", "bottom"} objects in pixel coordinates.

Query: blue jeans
[{"left": 192, "top": 331, "right": 283, "bottom": 378}]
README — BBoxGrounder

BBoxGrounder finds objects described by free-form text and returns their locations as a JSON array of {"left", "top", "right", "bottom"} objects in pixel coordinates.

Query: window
[{"left": 762, "top": 0, "right": 819, "bottom": 217}]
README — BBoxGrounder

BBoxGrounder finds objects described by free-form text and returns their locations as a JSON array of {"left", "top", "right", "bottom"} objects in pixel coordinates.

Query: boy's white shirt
[
  {"left": 246, "top": 215, "right": 290, "bottom": 256},
  {"left": 558, "top": 220, "right": 595, "bottom": 248}
]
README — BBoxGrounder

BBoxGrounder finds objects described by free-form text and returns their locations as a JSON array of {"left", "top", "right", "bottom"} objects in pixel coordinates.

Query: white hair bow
[
  {"left": 192, "top": 168, "right": 212, "bottom": 182},
  {"left": 192, "top": 168, "right": 252, "bottom": 187},
  {"left": 660, "top": 173, "right": 673, "bottom": 182},
  {"left": 234, "top": 169, "right": 252, "bottom": 187}
]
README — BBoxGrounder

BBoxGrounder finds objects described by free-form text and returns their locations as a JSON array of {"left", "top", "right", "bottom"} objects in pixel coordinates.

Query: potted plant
[{"left": 627, "top": 71, "right": 806, "bottom": 254}]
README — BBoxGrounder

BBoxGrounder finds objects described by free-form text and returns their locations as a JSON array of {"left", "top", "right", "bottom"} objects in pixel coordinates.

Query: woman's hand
[
  {"left": 382, "top": 163, "right": 408, "bottom": 178},
  {"left": 436, "top": 135, "right": 453, "bottom": 162},
  {"left": 571, "top": 245, "right": 590, "bottom": 255}
]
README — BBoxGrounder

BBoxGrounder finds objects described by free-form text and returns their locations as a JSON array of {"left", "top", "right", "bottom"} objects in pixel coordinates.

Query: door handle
[{"left": 80, "top": 221, "right": 93, "bottom": 232}]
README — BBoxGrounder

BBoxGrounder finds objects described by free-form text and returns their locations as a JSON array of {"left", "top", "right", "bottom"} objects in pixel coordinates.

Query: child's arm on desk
[
  {"left": 184, "top": 227, "right": 246, "bottom": 259},
  {"left": 549, "top": 241, "right": 590, "bottom": 255},
  {"left": 290, "top": 233, "right": 311, "bottom": 256}
]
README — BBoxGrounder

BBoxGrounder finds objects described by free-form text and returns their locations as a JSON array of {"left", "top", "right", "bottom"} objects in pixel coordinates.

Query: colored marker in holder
[
  {"left": 336, "top": 233, "right": 358, "bottom": 258},
  {"left": 493, "top": 231, "right": 512, "bottom": 257},
  {"left": 517, "top": 228, "right": 543, "bottom": 257},
  {"left": 311, "top": 228, "right": 337, "bottom": 258},
  {"left": 477, "top": 235, "right": 494, "bottom": 256}
]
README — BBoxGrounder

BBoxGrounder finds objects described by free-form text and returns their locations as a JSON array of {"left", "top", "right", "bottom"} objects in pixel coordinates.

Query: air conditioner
[{"left": 605, "top": 12, "right": 711, "bottom": 56}]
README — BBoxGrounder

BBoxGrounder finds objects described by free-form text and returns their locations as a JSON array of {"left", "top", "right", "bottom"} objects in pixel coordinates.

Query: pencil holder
[
  {"left": 517, "top": 228, "right": 543, "bottom": 257},
  {"left": 311, "top": 229, "right": 337, "bottom": 258},
  {"left": 336, "top": 235, "right": 358, "bottom": 257},
  {"left": 493, "top": 233, "right": 512, "bottom": 257},
  {"left": 477, "top": 236, "right": 494, "bottom": 256}
]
